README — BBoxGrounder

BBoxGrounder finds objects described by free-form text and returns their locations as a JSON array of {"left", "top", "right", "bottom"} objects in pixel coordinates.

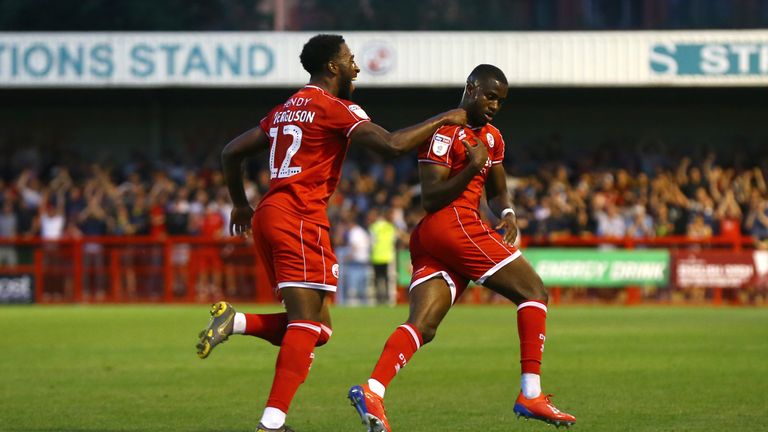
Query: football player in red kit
[
  {"left": 348, "top": 65, "right": 576, "bottom": 431},
  {"left": 194, "top": 34, "right": 466, "bottom": 432}
]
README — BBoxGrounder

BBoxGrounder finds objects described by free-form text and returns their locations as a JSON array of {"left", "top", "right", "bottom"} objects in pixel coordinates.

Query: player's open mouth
[{"left": 483, "top": 113, "right": 494, "bottom": 121}]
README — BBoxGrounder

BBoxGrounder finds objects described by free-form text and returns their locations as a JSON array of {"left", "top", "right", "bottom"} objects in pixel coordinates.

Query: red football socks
[
  {"left": 266, "top": 320, "right": 322, "bottom": 412},
  {"left": 243, "top": 313, "right": 332, "bottom": 347},
  {"left": 517, "top": 301, "right": 548, "bottom": 375},
  {"left": 370, "top": 323, "right": 423, "bottom": 390},
  {"left": 243, "top": 313, "right": 289, "bottom": 346},
  {"left": 316, "top": 324, "right": 333, "bottom": 346}
]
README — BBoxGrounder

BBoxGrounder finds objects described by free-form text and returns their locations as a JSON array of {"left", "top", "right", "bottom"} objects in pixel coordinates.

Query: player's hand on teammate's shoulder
[
  {"left": 441, "top": 108, "right": 468, "bottom": 126},
  {"left": 230, "top": 205, "right": 254, "bottom": 237},
  {"left": 462, "top": 137, "right": 490, "bottom": 172}
]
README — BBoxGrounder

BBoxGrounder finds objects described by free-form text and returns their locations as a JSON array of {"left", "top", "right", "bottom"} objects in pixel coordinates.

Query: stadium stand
[
  {"left": 2, "top": 1, "right": 768, "bottom": 306},
  {"left": 1, "top": 140, "right": 766, "bottom": 305}
]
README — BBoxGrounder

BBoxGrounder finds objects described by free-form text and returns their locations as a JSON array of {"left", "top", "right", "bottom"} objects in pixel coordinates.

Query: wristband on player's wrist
[{"left": 501, "top": 208, "right": 516, "bottom": 218}]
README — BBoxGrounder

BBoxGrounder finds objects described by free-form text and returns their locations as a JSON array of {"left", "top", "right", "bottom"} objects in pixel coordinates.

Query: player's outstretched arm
[
  {"left": 420, "top": 138, "right": 488, "bottom": 213},
  {"left": 485, "top": 164, "right": 518, "bottom": 244},
  {"left": 349, "top": 108, "right": 467, "bottom": 157},
  {"left": 221, "top": 127, "right": 270, "bottom": 235}
]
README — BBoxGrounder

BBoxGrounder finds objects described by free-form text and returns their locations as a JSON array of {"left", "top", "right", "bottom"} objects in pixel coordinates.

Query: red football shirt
[
  {"left": 258, "top": 85, "right": 370, "bottom": 227},
  {"left": 418, "top": 124, "right": 505, "bottom": 212}
]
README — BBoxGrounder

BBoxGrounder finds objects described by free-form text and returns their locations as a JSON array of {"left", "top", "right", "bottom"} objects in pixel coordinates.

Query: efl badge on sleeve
[
  {"left": 486, "top": 133, "right": 495, "bottom": 148},
  {"left": 431, "top": 133, "right": 451, "bottom": 156},
  {"left": 348, "top": 105, "right": 370, "bottom": 120}
]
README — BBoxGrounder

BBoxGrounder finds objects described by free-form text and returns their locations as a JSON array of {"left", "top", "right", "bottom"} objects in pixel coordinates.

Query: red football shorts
[
  {"left": 252, "top": 204, "right": 338, "bottom": 292},
  {"left": 409, "top": 206, "right": 521, "bottom": 303}
]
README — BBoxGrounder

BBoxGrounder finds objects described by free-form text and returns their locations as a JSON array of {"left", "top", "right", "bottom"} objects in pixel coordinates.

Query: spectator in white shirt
[{"left": 596, "top": 203, "right": 626, "bottom": 238}]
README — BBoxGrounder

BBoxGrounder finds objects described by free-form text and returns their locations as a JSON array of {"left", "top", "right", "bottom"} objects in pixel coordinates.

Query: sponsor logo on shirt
[
  {"left": 348, "top": 104, "right": 370, "bottom": 120},
  {"left": 431, "top": 133, "right": 451, "bottom": 157},
  {"left": 481, "top": 157, "right": 493, "bottom": 175}
]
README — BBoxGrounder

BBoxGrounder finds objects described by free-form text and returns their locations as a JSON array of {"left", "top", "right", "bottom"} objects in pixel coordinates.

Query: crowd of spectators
[
  {"left": 510, "top": 155, "right": 768, "bottom": 245},
  {"left": 1, "top": 143, "right": 767, "bottom": 254},
  {"left": 0, "top": 166, "right": 234, "bottom": 245},
  {"left": 2, "top": 140, "right": 767, "bottom": 303}
]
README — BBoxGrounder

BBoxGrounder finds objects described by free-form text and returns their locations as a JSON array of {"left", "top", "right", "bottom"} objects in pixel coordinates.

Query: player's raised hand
[
  {"left": 462, "top": 138, "right": 490, "bottom": 172},
  {"left": 230, "top": 205, "right": 254, "bottom": 237},
  {"left": 441, "top": 108, "right": 468, "bottom": 126}
]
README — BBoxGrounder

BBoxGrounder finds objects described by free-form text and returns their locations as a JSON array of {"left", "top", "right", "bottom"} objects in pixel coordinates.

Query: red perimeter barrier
[
  {"left": 0, "top": 236, "right": 273, "bottom": 304},
  {"left": 0, "top": 234, "right": 762, "bottom": 305}
]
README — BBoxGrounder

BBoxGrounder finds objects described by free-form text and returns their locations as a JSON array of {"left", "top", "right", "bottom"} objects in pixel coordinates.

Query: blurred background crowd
[{"left": 2, "top": 135, "right": 767, "bottom": 259}]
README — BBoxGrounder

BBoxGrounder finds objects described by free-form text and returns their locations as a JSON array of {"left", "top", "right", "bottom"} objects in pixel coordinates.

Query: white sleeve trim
[
  {"left": 418, "top": 159, "right": 451, "bottom": 167},
  {"left": 345, "top": 119, "right": 370, "bottom": 138}
]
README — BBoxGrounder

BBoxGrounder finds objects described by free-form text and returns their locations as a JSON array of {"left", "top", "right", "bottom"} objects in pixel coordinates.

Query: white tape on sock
[
  {"left": 233, "top": 312, "right": 246, "bottom": 334},
  {"left": 521, "top": 373, "right": 541, "bottom": 399}
]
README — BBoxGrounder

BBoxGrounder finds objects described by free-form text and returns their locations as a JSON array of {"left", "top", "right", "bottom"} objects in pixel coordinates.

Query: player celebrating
[
  {"left": 195, "top": 34, "right": 466, "bottom": 432},
  {"left": 348, "top": 65, "right": 576, "bottom": 431}
]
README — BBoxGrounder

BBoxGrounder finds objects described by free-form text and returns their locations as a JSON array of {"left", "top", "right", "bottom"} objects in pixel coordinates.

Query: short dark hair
[
  {"left": 300, "top": 34, "right": 345, "bottom": 75},
  {"left": 468, "top": 64, "right": 508, "bottom": 86}
]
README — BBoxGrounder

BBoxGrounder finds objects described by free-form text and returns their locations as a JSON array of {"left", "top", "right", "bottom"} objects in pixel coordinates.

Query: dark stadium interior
[
  {"left": 3, "top": 0, "right": 768, "bottom": 31},
  {"left": 2, "top": 86, "right": 767, "bottom": 169}
]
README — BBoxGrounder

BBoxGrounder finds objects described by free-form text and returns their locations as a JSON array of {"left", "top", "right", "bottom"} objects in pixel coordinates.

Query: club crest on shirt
[
  {"left": 431, "top": 133, "right": 451, "bottom": 156},
  {"left": 348, "top": 105, "right": 370, "bottom": 120},
  {"left": 486, "top": 133, "right": 495, "bottom": 148}
]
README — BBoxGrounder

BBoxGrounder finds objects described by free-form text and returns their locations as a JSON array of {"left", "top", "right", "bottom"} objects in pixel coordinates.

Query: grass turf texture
[{"left": 2, "top": 305, "right": 767, "bottom": 431}]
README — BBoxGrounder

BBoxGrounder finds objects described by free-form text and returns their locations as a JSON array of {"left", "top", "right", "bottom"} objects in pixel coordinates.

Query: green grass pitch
[{"left": 2, "top": 304, "right": 767, "bottom": 431}]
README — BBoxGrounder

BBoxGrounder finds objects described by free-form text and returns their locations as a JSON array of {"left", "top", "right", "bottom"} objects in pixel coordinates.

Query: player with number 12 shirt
[{"left": 195, "top": 34, "right": 466, "bottom": 432}]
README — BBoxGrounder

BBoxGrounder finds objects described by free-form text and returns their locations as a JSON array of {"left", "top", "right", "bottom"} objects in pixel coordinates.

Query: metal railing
[{"left": 0, "top": 234, "right": 761, "bottom": 305}]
